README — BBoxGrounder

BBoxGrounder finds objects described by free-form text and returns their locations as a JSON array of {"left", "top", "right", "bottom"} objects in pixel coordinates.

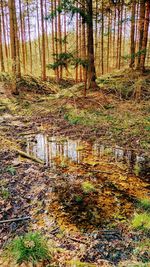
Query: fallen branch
[
  {"left": 18, "top": 132, "right": 39, "bottom": 137},
  {"left": 16, "top": 149, "right": 44, "bottom": 164},
  {"left": 0, "top": 216, "right": 30, "bottom": 224}
]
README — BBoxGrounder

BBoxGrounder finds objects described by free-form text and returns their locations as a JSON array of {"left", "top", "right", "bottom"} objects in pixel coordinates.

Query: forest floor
[{"left": 0, "top": 70, "right": 150, "bottom": 266}]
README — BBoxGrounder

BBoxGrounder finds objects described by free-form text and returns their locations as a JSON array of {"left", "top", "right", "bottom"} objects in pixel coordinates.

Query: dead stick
[
  {"left": 0, "top": 216, "right": 30, "bottom": 224},
  {"left": 17, "top": 149, "right": 44, "bottom": 164},
  {"left": 67, "top": 235, "right": 88, "bottom": 245}
]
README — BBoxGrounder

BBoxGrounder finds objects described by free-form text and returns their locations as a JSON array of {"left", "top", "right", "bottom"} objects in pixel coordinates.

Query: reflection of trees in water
[{"left": 26, "top": 134, "right": 148, "bottom": 176}]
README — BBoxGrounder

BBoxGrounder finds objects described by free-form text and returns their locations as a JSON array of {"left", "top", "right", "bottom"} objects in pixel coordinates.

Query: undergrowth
[{"left": 5, "top": 232, "right": 51, "bottom": 264}]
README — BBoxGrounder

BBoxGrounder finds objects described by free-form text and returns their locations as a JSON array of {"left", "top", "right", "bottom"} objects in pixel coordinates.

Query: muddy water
[
  {"left": 25, "top": 133, "right": 150, "bottom": 227},
  {"left": 26, "top": 133, "right": 146, "bottom": 171}
]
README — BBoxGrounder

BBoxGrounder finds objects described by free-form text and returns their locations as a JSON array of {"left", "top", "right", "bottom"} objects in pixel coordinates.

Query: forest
[{"left": 0, "top": 0, "right": 150, "bottom": 266}]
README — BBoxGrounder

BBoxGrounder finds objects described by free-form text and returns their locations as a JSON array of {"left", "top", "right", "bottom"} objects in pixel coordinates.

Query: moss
[
  {"left": 67, "top": 259, "right": 96, "bottom": 267},
  {"left": 81, "top": 181, "right": 96, "bottom": 194},
  {"left": 131, "top": 213, "right": 150, "bottom": 232}
]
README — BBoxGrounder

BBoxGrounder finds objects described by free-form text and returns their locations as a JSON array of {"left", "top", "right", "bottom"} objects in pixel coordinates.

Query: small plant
[
  {"left": 0, "top": 187, "right": 10, "bottom": 199},
  {"left": 6, "top": 165, "right": 16, "bottom": 176},
  {"left": 6, "top": 232, "right": 51, "bottom": 264},
  {"left": 138, "top": 198, "right": 150, "bottom": 211},
  {"left": 133, "top": 239, "right": 150, "bottom": 264},
  {"left": 131, "top": 213, "right": 150, "bottom": 232},
  {"left": 74, "top": 194, "right": 83, "bottom": 204},
  {"left": 81, "top": 181, "right": 95, "bottom": 194}
]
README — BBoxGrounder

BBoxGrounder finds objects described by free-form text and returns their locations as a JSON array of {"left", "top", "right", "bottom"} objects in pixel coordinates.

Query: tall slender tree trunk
[
  {"left": 0, "top": 0, "right": 8, "bottom": 70},
  {"left": 79, "top": 16, "right": 83, "bottom": 82},
  {"left": 86, "top": 0, "right": 97, "bottom": 89},
  {"left": 58, "top": 0, "right": 62, "bottom": 79},
  {"left": 64, "top": 12, "right": 68, "bottom": 77},
  {"left": 26, "top": 0, "right": 33, "bottom": 74},
  {"left": 118, "top": 2, "right": 123, "bottom": 69},
  {"left": 116, "top": 6, "right": 120, "bottom": 68},
  {"left": 95, "top": 0, "right": 98, "bottom": 70},
  {"left": 101, "top": 0, "right": 104, "bottom": 74},
  {"left": 0, "top": 15, "right": 5, "bottom": 72},
  {"left": 137, "top": 0, "right": 146, "bottom": 68},
  {"left": 8, "top": 0, "right": 20, "bottom": 93},
  {"left": 140, "top": 0, "right": 150, "bottom": 71},
  {"left": 76, "top": 2, "right": 79, "bottom": 82},
  {"left": 113, "top": 7, "right": 116, "bottom": 69},
  {"left": 107, "top": 11, "right": 110, "bottom": 73},
  {"left": 19, "top": 0, "right": 26, "bottom": 73},
  {"left": 5, "top": 12, "right": 10, "bottom": 60},
  {"left": 122, "top": 7, "right": 127, "bottom": 66},
  {"left": 36, "top": 0, "right": 42, "bottom": 68},
  {"left": 82, "top": 0, "right": 87, "bottom": 96},
  {"left": 130, "top": 0, "right": 136, "bottom": 68},
  {"left": 51, "top": 0, "right": 56, "bottom": 77},
  {"left": 54, "top": 0, "right": 59, "bottom": 81},
  {"left": 40, "top": 0, "right": 46, "bottom": 80},
  {"left": 45, "top": 0, "right": 50, "bottom": 62}
]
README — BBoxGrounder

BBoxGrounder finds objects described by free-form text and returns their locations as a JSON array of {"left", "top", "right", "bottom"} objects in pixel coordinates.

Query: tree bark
[
  {"left": 86, "top": 0, "right": 97, "bottom": 89},
  {"left": 136, "top": 0, "right": 146, "bottom": 68},
  {"left": 40, "top": 0, "right": 46, "bottom": 80},
  {"left": 130, "top": 0, "right": 136, "bottom": 68},
  {"left": 140, "top": 0, "right": 150, "bottom": 71},
  {"left": 101, "top": 0, "right": 104, "bottom": 74},
  {"left": 0, "top": 15, "right": 5, "bottom": 72}
]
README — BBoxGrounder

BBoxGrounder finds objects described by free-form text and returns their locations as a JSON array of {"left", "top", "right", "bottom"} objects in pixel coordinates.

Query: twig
[
  {"left": 0, "top": 216, "right": 30, "bottom": 224},
  {"left": 66, "top": 235, "right": 88, "bottom": 245},
  {"left": 18, "top": 132, "right": 39, "bottom": 136},
  {"left": 49, "top": 227, "right": 59, "bottom": 235}
]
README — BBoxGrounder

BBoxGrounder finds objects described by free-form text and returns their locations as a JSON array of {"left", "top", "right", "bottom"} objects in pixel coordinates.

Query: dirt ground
[{"left": 0, "top": 79, "right": 150, "bottom": 266}]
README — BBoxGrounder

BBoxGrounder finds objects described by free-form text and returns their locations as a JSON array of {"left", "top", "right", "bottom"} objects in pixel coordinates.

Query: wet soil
[{"left": 0, "top": 81, "right": 150, "bottom": 266}]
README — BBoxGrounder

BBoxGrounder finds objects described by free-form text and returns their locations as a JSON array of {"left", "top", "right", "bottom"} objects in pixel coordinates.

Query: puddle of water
[
  {"left": 25, "top": 133, "right": 149, "bottom": 227},
  {"left": 25, "top": 133, "right": 148, "bottom": 174}
]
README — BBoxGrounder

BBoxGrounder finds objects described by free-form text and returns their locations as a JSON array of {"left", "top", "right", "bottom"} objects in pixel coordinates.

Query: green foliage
[
  {"left": 6, "top": 165, "right": 16, "bottom": 176},
  {"left": 68, "top": 259, "right": 96, "bottom": 267},
  {"left": 74, "top": 194, "right": 83, "bottom": 204},
  {"left": 6, "top": 232, "right": 51, "bottom": 264},
  {"left": 72, "top": 58, "right": 89, "bottom": 69},
  {"left": 133, "top": 239, "right": 150, "bottom": 264},
  {"left": 145, "top": 126, "right": 150, "bottom": 131},
  {"left": 47, "top": 52, "right": 88, "bottom": 72},
  {"left": 137, "top": 198, "right": 150, "bottom": 211},
  {"left": 123, "top": 49, "right": 147, "bottom": 60},
  {"left": 64, "top": 112, "right": 82, "bottom": 125},
  {"left": 0, "top": 72, "right": 12, "bottom": 82},
  {"left": 81, "top": 181, "right": 96, "bottom": 194},
  {"left": 0, "top": 187, "right": 10, "bottom": 199},
  {"left": 47, "top": 52, "right": 73, "bottom": 70},
  {"left": 131, "top": 213, "right": 150, "bottom": 232},
  {"left": 54, "top": 0, "right": 91, "bottom": 24}
]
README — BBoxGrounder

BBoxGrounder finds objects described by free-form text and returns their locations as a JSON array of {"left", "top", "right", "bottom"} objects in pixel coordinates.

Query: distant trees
[{"left": 0, "top": 0, "right": 150, "bottom": 84}]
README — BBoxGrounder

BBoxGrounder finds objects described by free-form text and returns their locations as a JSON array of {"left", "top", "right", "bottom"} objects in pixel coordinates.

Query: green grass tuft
[
  {"left": 0, "top": 187, "right": 10, "bottom": 199},
  {"left": 138, "top": 198, "right": 150, "bottom": 211},
  {"left": 6, "top": 232, "right": 51, "bottom": 264},
  {"left": 131, "top": 213, "right": 150, "bottom": 232},
  {"left": 81, "top": 181, "right": 96, "bottom": 194}
]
